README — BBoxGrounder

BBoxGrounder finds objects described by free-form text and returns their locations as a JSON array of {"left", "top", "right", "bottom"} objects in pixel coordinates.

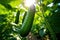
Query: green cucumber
[
  {"left": 22, "top": 11, "right": 27, "bottom": 23},
  {"left": 15, "top": 10, "right": 20, "bottom": 24},
  {"left": 19, "top": 5, "right": 35, "bottom": 37}
]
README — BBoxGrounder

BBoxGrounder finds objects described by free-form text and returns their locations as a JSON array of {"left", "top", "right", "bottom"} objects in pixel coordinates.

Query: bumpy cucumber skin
[{"left": 20, "top": 5, "right": 35, "bottom": 37}]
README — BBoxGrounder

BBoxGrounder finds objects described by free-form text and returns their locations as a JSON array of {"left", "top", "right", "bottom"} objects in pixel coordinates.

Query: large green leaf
[
  {"left": 9, "top": 0, "right": 23, "bottom": 8},
  {"left": 0, "top": 0, "right": 23, "bottom": 8}
]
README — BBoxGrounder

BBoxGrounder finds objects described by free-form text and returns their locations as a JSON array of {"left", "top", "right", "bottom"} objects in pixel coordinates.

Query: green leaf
[{"left": 9, "top": 0, "right": 23, "bottom": 8}]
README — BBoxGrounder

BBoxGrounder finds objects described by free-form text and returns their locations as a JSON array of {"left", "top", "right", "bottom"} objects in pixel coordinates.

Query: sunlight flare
[{"left": 24, "top": 0, "right": 36, "bottom": 7}]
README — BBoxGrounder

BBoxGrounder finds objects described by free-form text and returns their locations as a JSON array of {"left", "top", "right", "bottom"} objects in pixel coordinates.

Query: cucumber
[
  {"left": 15, "top": 10, "right": 20, "bottom": 24},
  {"left": 22, "top": 11, "right": 27, "bottom": 23},
  {"left": 19, "top": 5, "right": 35, "bottom": 37}
]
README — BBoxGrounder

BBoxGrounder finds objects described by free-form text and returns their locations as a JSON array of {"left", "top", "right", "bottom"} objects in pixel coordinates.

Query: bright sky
[{"left": 24, "top": 0, "right": 36, "bottom": 7}]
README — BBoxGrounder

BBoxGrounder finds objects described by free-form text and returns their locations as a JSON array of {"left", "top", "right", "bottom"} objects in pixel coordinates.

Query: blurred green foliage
[{"left": 0, "top": 0, "right": 60, "bottom": 40}]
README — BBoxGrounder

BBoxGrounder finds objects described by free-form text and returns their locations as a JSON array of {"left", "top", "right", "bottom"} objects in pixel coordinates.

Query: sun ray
[{"left": 24, "top": 0, "right": 36, "bottom": 7}]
